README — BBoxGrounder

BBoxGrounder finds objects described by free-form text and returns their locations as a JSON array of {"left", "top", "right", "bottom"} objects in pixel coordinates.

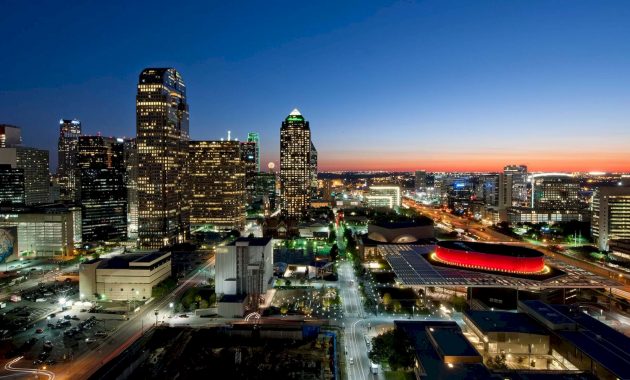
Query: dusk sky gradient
[{"left": 1, "top": 0, "right": 630, "bottom": 172}]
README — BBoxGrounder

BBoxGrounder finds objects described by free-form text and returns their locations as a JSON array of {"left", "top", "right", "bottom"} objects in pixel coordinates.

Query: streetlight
[
  {"left": 154, "top": 309, "right": 159, "bottom": 326},
  {"left": 169, "top": 302, "right": 174, "bottom": 316}
]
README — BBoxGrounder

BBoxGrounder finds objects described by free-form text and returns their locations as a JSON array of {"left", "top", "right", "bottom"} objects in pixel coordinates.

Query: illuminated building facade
[
  {"left": 77, "top": 136, "right": 127, "bottom": 242},
  {"left": 366, "top": 185, "right": 401, "bottom": 209},
  {"left": 188, "top": 139, "right": 246, "bottom": 231},
  {"left": 504, "top": 164, "right": 528, "bottom": 206},
  {"left": 240, "top": 140, "right": 257, "bottom": 203},
  {"left": 530, "top": 174, "right": 582, "bottom": 210},
  {"left": 0, "top": 165, "right": 25, "bottom": 205},
  {"left": 254, "top": 172, "right": 277, "bottom": 216},
  {"left": 310, "top": 141, "right": 318, "bottom": 198},
  {"left": 0, "top": 146, "right": 49, "bottom": 205},
  {"left": 136, "top": 68, "right": 190, "bottom": 249},
  {"left": 280, "top": 109, "right": 313, "bottom": 219},
  {"left": 434, "top": 241, "right": 546, "bottom": 274},
  {"left": 0, "top": 124, "right": 21, "bottom": 147},
  {"left": 592, "top": 186, "right": 630, "bottom": 251},
  {"left": 124, "top": 138, "right": 138, "bottom": 240},
  {"left": 247, "top": 132, "right": 260, "bottom": 172},
  {"left": 57, "top": 119, "right": 82, "bottom": 201},
  {"left": 415, "top": 170, "right": 427, "bottom": 191},
  {"left": 0, "top": 205, "right": 81, "bottom": 257}
]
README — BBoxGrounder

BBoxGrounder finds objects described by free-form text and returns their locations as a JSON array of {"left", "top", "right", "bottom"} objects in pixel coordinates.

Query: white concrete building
[
  {"left": 79, "top": 251, "right": 171, "bottom": 301},
  {"left": 215, "top": 237, "right": 273, "bottom": 299}
]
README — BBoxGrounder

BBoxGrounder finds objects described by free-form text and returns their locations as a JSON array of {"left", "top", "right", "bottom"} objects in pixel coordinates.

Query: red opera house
[{"left": 434, "top": 241, "right": 546, "bottom": 274}]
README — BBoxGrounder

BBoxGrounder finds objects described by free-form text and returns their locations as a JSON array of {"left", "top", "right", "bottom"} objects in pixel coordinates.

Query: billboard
[{"left": 0, "top": 227, "right": 17, "bottom": 263}]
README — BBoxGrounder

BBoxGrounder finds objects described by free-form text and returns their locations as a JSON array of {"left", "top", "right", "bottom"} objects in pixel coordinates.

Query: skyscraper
[
  {"left": 0, "top": 146, "right": 49, "bottom": 205},
  {"left": 77, "top": 136, "right": 127, "bottom": 242},
  {"left": 124, "top": 138, "right": 138, "bottom": 240},
  {"left": 310, "top": 141, "right": 318, "bottom": 198},
  {"left": 188, "top": 139, "right": 246, "bottom": 231},
  {"left": 136, "top": 68, "right": 190, "bottom": 249},
  {"left": 0, "top": 165, "right": 25, "bottom": 205},
  {"left": 0, "top": 124, "right": 22, "bottom": 147},
  {"left": 247, "top": 132, "right": 260, "bottom": 172},
  {"left": 240, "top": 140, "right": 257, "bottom": 204},
  {"left": 57, "top": 119, "right": 82, "bottom": 201},
  {"left": 280, "top": 109, "right": 313, "bottom": 219}
]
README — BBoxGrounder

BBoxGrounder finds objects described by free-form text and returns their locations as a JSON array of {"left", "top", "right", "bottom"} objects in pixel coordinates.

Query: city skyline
[{"left": 2, "top": 1, "right": 630, "bottom": 172}]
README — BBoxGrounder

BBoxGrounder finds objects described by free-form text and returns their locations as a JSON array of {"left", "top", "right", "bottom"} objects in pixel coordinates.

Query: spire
[{"left": 289, "top": 108, "right": 301, "bottom": 116}]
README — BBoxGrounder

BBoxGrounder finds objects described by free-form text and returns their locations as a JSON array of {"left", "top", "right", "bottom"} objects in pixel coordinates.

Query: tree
[
  {"left": 330, "top": 243, "right": 339, "bottom": 262},
  {"left": 382, "top": 293, "right": 392, "bottom": 310},
  {"left": 328, "top": 229, "right": 337, "bottom": 244},
  {"left": 392, "top": 300, "right": 402, "bottom": 313},
  {"left": 368, "top": 328, "right": 415, "bottom": 370},
  {"left": 449, "top": 295, "right": 468, "bottom": 312}
]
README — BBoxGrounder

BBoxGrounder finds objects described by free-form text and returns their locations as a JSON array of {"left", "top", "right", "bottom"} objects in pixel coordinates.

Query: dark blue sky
[{"left": 2, "top": 0, "right": 630, "bottom": 171}]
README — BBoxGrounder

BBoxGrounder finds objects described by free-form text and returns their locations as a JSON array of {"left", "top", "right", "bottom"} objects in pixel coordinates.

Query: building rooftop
[
  {"left": 464, "top": 310, "right": 548, "bottom": 335},
  {"left": 96, "top": 251, "right": 170, "bottom": 270},
  {"left": 396, "top": 320, "right": 489, "bottom": 380},
  {"left": 228, "top": 237, "right": 272, "bottom": 247},
  {"left": 381, "top": 244, "right": 620, "bottom": 288},
  {"left": 519, "top": 301, "right": 630, "bottom": 379}
]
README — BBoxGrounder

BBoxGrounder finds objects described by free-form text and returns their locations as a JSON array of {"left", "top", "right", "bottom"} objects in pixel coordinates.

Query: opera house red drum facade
[{"left": 434, "top": 241, "right": 546, "bottom": 274}]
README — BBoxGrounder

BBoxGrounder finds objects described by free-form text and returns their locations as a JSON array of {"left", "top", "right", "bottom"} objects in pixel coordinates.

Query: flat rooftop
[
  {"left": 396, "top": 320, "right": 489, "bottom": 380},
  {"left": 97, "top": 252, "right": 170, "bottom": 270},
  {"left": 371, "top": 218, "right": 433, "bottom": 229},
  {"left": 228, "top": 237, "right": 272, "bottom": 247},
  {"left": 380, "top": 245, "right": 621, "bottom": 288},
  {"left": 464, "top": 310, "right": 548, "bottom": 335},
  {"left": 520, "top": 301, "right": 630, "bottom": 380}
]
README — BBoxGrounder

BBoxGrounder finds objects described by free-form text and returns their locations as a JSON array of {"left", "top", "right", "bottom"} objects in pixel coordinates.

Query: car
[
  {"left": 49, "top": 313, "right": 56, "bottom": 318},
  {"left": 179, "top": 314, "right": 189, "bottom": 318},
  {"left": 63, "top": 315, "right": 72, "bottom": 320},
  {"left": 35, "top": 328, "right": 44, "bottom": 333},
  {"left": 349, "top": 357, "right": 354, "bottom": 365},
  {"left": 71, "top": 315, "right": 80, "bottom": 321},
  {"left": 95, "top": 331, "right": 107, "bottom": 337}
]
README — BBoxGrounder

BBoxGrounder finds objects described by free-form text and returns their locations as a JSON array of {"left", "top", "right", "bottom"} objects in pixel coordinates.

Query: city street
[{"left": 0, "top": 253, "right": 217, "bottom": 380}]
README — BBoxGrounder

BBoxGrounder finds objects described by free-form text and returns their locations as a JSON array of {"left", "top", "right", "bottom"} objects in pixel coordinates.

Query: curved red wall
[{"left": 435, "top": 246, "right": 545, "bottom": 274}]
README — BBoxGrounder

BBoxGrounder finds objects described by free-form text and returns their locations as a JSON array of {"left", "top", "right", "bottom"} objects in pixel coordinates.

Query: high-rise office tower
[
  {"left": 0, "top": 146, "right": 49, "bottom": 205},
  {"left": 57, "top": 119, "right": 82, "bottom": 201},
  {"left": 247, "top": 132, "right": 260, "bottom": 172},
  {"left": 310, "top": 141, "right": 318, "bottom": 198},
  {"left": 136, "top": 68, "right": 190, "bottom": 249},
  {"left": 240, "top": 140, "right": 257, "bottom": 204},
  {"left": 0, "top": 125, "right": 22, "bottom": 147},
  {"left": 0, "top": 165, "right": 25, "bottom": 205},
  {"left": 482, "top": 174, "right": 512, "bottom": 209},
  {"left": 280, "top": 109, "right": 313, "bottom": 219},
  {"left": 124, "top": 138, "right": 138, "bottom": 240},
  {"left": 504, "top": 164, "right": 528, "bottom": 206},
  {"left": 415, "top": 170, "right": 427, "bottom": 191},
  {"left": 188, "top": 139, "right": 246, "bottom": 231},
  {"left": 592, "top": 186, "right": 630, "bottom": 251},
  {"left": 77, "top": 136, "right": 127, "bottom": 242}
]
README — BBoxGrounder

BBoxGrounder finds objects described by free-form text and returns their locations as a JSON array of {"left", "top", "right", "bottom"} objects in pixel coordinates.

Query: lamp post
[
  {"left": 154, "top": 309, "right": 159, "bottom": 326},
  {"left": 169, "top": 302, "right": 174, "bottom": 316}
]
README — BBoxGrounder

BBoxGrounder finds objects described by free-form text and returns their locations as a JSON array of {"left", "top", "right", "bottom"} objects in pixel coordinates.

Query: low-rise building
[{"left": 79, "top": 251, "right": 171, "bottom": 301}]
